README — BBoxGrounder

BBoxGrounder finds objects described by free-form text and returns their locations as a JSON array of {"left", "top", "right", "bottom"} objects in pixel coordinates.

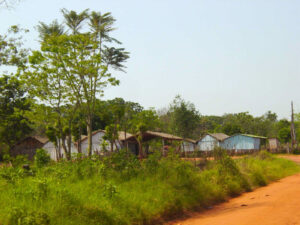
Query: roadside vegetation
[{"left": 0, "top": 149, "right": 298, "bottom": 225}]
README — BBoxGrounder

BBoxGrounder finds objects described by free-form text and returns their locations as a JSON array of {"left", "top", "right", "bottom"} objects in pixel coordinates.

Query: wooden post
[
  {"left": 291, "top": 101, "right": 297, "bottom": 152},
  {"left": 162, "top": 138, "right": 165, "bottom": 156}
]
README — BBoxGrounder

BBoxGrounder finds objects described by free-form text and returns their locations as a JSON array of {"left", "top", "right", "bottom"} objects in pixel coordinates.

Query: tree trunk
[
  {"left": 116, "top": 139, "right": 122, "bottom": 151},
  {"left": 59, "top": 123, "right": 70, "bottom": 160},
  {"left": 55, "top": 144, "right": 59, "bottom": 161},
  {"left": 110, "top": 141, "right": 114, "bottom": 152},
  {"left": 87, "top": 115, "right": 93, "bottom": 157},
  {"left": 78, "top": 125, "right": 82, "bottom": 154},
  {"left": 67, "top": 136, "right": 71, "bottom": 160},
  {"left": 124, "top": 128, "right": 128, "bottom": 152},
  {"left": 61, "top": 137, "right": 70, "bottom": 160},
  {"left": 67, "top": 120, "right": 72, "bottom": 160},
  {"left": 58, "top": 138, "right": 62, "bottom": 159},
  {"left": 137, "top": 134, "right": 143, "bottom": 159}
]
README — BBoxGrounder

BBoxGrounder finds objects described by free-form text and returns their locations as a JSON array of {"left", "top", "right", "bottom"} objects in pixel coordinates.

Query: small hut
[
  {"left": 268, "top": 138, "right": 280, "bottom": 152},
  {"left": 182, "top": 138, "right": 196, "bottom": 152},
  {"left": 197, "top": 133, "right": 229, "bottom": 151},
  {"left": 10, "top": 136, "right": 49, "bottom": 160}
]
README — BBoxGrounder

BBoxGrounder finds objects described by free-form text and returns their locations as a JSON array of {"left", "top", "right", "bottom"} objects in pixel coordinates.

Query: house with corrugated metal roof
[
  {"left": 182, "top": 138, "right": 196, "bottom": 152},
  {"left": 197, "top": 133, "right": 229, "bottom": 151},
  {"left": 77, "top": 130, "right": 133, "bottom": 155},
  {"left": 11, "top": 136, "right": 49, "bottom": 160},
  {"left": 123, "top": 130, "right": 184, "bottom": 155},
  {"left": 220, "top": 134, "right": 267, "bottom": 151},
  {"left": 42, "top": 139, "right": 78, "bottom": 161}
]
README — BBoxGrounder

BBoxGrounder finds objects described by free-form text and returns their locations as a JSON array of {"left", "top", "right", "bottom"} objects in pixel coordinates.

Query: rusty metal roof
[{"left": 32, "top": 136, "right": 49, "bottom": 144}]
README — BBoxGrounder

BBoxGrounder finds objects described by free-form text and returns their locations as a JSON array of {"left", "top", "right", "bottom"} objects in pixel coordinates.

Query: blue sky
[{"left": 1, "top": 0, "right": 299, "bottom": 119}]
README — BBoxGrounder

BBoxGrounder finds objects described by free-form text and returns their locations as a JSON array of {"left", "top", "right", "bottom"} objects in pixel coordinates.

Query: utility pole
[{"left": 291, "top": 101, "right": 297, "bottom": 151}]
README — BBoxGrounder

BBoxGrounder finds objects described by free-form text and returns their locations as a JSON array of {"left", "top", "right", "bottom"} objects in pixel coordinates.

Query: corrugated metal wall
[
  {"left": 80, "top": 131, "right": 122, "bottom": 155},
  {"left": 43, "top": 141, "right": 78, "bottom": 161},
  {"left": 182, "top": 142, "right": 195, "bottom": 152},
  {"left": 197, "top": 135, "right": 220, "bottom": 151},
  {"left": 221, "top": 135, "right": 261, "bottom": 150}
]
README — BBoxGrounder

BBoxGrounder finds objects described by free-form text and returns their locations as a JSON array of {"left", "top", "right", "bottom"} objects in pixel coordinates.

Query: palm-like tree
[
  {"left": 37, "top": 20, "right": 65, "bottom": 40},
  {"left": 61, "top": 8, "right": 89, "bottom": 34},
  {"left": 103, "top": 47, "right": 129, "bottom": 72},
  {"left": 89, "top": 11, "right": 120, "bottom": 44},
  {"left": 34, "top": 9, "right": 130, "bottom": 157}
]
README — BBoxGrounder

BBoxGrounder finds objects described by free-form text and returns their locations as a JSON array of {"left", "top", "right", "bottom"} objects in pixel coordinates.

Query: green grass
[{"left": 0, "top": 150, "right": 299, "bottom": 225}]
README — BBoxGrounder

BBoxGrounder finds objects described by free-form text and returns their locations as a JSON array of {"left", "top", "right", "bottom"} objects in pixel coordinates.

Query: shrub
[
  {"left": 34, "top": 149, "right": 50, "bottom": 168},
  {"left": 8, "top": 207, "right": 50, "bottom": 225},
  {"left": 0, "top": 149, "right": 298, "bottom": 225},
  {"left": 213, "top": 147, "right": 251, "bottom": 194},
  {"left": 12, "top": 155, "right": 29, "bottom": 168}
]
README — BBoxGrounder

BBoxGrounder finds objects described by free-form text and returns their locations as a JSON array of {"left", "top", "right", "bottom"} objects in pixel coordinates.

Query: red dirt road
[{"left": 171, "top": 156, "right": 300, "bottom": 225}]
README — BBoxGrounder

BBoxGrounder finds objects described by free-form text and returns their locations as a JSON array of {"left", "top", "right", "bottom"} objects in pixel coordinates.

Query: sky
[{"left": 0, "top": 0, "right": 299, "bottom": 119}]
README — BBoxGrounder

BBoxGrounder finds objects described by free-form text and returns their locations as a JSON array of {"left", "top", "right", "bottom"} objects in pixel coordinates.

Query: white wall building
[
  {"left": 42, "top": 139, "right": 77, "bottom": 161},
  {"left": 197, "top": 133, "right": 229, "bottom": 151}
]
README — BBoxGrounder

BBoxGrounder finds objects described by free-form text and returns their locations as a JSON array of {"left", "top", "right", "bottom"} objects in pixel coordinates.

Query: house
[
  {"left": 42, "top": 139, "right": 78, "bottom": 161},
  {"left": 10, "top": 136, "right": 49, "bottom": 160},
  {"left": 197, "top": 133, "right": 229, "bottom": 151},
  {"left": 268, "top": 138, "right": 280, "bottom": 152},
  {"left": 123, "top": 131, "right": 184, "bottom": 155},
  {"left": 78, "top": 130, "right": 133, "bottom": 155},
  {"left": 182, "top": 138, "right": 196, "bottom": 152},
  {"left": 221, "top": 134, "right": 267, "bottom": 151},
  {"left": 124, "top": 131, "right": 183, "bottom": 144}
]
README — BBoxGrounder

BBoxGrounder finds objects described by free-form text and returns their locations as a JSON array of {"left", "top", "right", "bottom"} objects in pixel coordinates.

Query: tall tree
[
  {"left": 168, "top": 95, "right": 200, "bottom": 139},
  {"left": 0, "top": 26, "right": 30, "bottom": 151},
  {"left": 0, "top": 75, "right": 32, "bottom": 149},
  {"left": 23, "top": 9, "right": 129, "bottom": 156},
  {"left": 24, "top": 21, "right": 75, "bottom": 160}
]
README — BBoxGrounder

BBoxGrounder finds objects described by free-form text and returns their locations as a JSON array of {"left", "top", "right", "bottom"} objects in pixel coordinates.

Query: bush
[
  {"left": 12, "top": 155, "right": 29, "bottom": 167},
  {"left": 34, "top": 149, "right": 50, "bottom": 168},
  {"left": 0, "top": 150, "right": 298, "bottom": 225},
  {"left": 8, "top": 207, "right": 50, "bottom": 225}
]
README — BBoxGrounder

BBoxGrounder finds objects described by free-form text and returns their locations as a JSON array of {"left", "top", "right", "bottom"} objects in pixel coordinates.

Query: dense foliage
[
  {"left": 159, "top": 101, "right": 295, "bottom": 142},
  {"left": 0, "top": 75, "right": 32, "bottom": 149}
]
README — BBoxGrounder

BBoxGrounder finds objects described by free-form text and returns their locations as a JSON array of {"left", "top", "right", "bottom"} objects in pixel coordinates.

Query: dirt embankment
[{"left": 170, "top": 155, "right": 300, "bottom": 225}]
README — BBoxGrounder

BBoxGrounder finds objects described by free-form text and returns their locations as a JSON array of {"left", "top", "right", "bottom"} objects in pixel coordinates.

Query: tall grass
[{"left": 0, "top": 149, "right": 298, "bottom": 225}]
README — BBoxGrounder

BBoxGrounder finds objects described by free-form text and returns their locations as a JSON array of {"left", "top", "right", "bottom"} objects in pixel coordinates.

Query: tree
[
  {"left": 129, "top": 109, "right": 160, "bottom": 159},
  {"left": 168, "top": 95, "right": 200, "bottom": 139},
  {"left": 278, "top": 127, "right": 291, "bottom": 143},
  {"left": 104, "top": 123, "right": 120, "bottom": 152},
  {"left": 93, "top": 98, "right": 144, "bottom": 152},
  {"left": 24, "top": 20, "right": 74, "bottom": 160},
  {"left": 0, "top": 26, "right": 31, "bottom": 151},
  {"left": 0, "top": 75, "right": 32, "bottom": 149},
  {"left": 222, "top": 123, "right": 242, "bottom": 136},
  {"left": 0, "top": 25, "right": 28, "bottom": 68},
  {"left": 197, "top": 115, "right": 224, "bottom": 136},
  {"left": 23, "top": 9, "right": 129, "bottom": 157}
]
